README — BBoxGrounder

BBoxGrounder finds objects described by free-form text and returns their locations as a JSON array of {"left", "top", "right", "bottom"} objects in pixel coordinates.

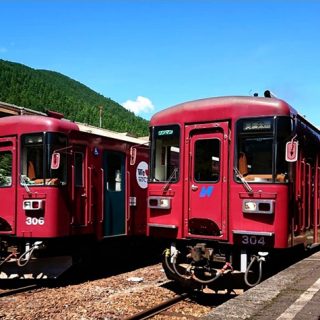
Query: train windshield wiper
[
  {"left": 163, "top": 168, "right": 178, "bottom": 192},
  {"left": 233, "top": 167, "right": 253, "bottom": 194},
  {"left": 20, "top": 175, "right": 33, "bottom": 195}
]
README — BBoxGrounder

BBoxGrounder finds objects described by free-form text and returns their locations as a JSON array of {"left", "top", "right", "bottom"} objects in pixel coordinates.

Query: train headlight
[
  {"left": 23, "top": 199, "right": 44, "bottom": 211},
  {"left": 148, "top": 196, "right": 171, "bottom": 209},
  {"left": 23, "top": 201, "right": 32, "bottom": 210},
  {"left": 159, "top": 198, "right": 170, "bottom": 208},
  {"left": 242, "top": 199, "right": 274, "bottom": 214},
  {"left": 244, "top": 201, "right": 257, "bottom": 212}
]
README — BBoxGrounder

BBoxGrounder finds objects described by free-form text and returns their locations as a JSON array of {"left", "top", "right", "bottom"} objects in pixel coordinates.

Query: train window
[
  {"left": 275, "top": 117, "right": 291, "bottom": 181},
  {"left": 194, "top": 139, "right": 220, "bottom": 183},
  {"left": 236, "top": 117, "right": 290, "bottom": 183},
  {"left": 150, "top": 125, "right": 180, "bottom": 182},
  {"left": 74, "top": 152, "right": 84, "bottom": 187},
  {"left": 21, "top": 134, "right": 44, "bottom": 185},
  {"left": 242, "top": 137, "right": 272, "bottom": 174},
  {"left": 46, "top": 133, "right": 67, "bottom": 185},
  {"left": 21, "top": 133, "right": 67, "bottom": 186},
  {"left": 0, "top": 151, "right": 12, "bottom": 187}
]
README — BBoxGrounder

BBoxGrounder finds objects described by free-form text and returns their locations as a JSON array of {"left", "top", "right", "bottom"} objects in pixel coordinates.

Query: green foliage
[{"left": 0, "top": 59, "right": 149, "bottom": 136}]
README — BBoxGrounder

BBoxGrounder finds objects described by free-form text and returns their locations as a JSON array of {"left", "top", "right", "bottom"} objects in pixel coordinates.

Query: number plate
[
  {"left": 233, "top": 233, "right": 274, "bottom": 248},
  {"left": 26, "top": 217, "right": 45, "bottom": 225}
]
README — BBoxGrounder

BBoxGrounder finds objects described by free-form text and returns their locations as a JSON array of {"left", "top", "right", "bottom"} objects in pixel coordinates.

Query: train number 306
[{"left": 26, "top": 217, "right": 45, "bottom": 225}]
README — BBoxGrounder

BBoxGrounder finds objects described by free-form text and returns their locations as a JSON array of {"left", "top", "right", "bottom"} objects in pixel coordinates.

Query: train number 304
[
  {"left": 241, "top": 235, "right": 266, "bottom": 246},
  {"left": 26, "top": 217, "right": 45, "bottom": 225}
]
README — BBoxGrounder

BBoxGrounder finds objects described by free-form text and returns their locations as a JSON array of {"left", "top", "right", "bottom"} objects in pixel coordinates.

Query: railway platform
[{"left": 202, "top": 250, "right": 320, "bottom": 320}]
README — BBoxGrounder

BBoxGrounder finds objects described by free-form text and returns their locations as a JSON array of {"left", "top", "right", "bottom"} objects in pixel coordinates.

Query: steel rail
[
  {"left": 124, "top": 292, "right": 189, "bottom": 320},
  {"left": 0, "top": 284, "right": 40, "bottom": 298}
]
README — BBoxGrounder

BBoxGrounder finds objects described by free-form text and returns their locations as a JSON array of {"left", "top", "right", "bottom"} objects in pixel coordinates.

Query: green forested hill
[{"left": 0, "top": 59, "right": 148, "bottom": 136}]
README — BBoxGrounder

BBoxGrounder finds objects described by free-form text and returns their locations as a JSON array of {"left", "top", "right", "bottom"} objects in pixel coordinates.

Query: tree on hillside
[{"left": 0, "top": 59, "right": 149, "bottom": 136}]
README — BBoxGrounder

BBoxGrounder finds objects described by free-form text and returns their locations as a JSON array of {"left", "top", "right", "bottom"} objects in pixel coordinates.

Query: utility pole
[{"left": 98, "top": 106, "right": 103, "bottom": 128}]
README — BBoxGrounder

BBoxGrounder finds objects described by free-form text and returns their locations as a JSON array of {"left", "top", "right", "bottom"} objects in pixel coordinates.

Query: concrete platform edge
[{"left": 201, "top": 251, "right": 320, "bottom": 320}]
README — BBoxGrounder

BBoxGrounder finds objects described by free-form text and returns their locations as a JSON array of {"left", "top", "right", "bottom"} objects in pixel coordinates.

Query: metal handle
[{"left": 191, "top": 184, "right": 198, "bottom": 191}]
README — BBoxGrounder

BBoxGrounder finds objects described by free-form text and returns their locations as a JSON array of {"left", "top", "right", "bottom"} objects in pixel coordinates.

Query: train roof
[
  {"left": 0, "top": 114, "right": 148, "bottom": 145},
  {"left": 150, "top": 96, "right": 298, "bottom": 126},
  {"left": 0, "top": 114, "right": 79, "bottom": 135},
  {"left": 76, "top": 122, "right": 148, "bottom": 145}
]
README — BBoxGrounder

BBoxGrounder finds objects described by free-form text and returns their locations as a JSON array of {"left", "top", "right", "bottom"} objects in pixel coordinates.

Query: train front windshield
[
  {"left": 236, "top": 117, "right": 291, "bottom": 183},
  {"left": 21, "top": 133, "right": 67, "bottom": 186},
  {"left": 150, "top": 125, "right": 180, "bottom": 182}
]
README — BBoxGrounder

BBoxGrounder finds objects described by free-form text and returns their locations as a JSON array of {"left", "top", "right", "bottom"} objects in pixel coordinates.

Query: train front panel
[
  {"left": 147, "top": 95, "right": 320, "bottom": 289},
  {"left": 0, "top": 114, "right": 149, "bottom": 278}
]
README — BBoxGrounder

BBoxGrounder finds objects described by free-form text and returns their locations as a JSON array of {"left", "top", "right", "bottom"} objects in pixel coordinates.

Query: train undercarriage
[
  {"left": 162, "top": 241, "right": 275, "bottom": 291},
  {"left": 0, "top": 235, "right": 163, "bottom": 280},
  {"left": 0, "top": 237, "right": 86, "bottom": 279}
]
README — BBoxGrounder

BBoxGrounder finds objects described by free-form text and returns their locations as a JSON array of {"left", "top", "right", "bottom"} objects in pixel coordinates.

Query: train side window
[
  {"left": 46, "top": 133, "right": 68, "bottom": 185},
  {"left": 74, "top": 152, "right": 84, "bottom": 187},
  {"left": 0, "top": 151, "right": 12, "bottom": 187},
  {"left": 276, "top": 117, "right": 291, "bottom": 182}
]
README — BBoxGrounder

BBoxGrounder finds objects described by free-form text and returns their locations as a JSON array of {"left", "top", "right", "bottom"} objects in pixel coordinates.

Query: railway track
[
  {"left": 0, "top": 263, "right": 235, "bottom": 319},
  {"left": 124, "top": 292, "right": 190, "bottom": 320},
  {"left": 1, "top": 250, "right": 315, "bottom": 319},
  {"left": 0, "top": 284, "right": 41, "bottom": 298}
]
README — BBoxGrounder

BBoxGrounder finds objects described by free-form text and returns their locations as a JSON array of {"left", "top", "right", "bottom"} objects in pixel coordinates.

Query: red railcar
[
  {"left": 0, "top": 112, "right": 148, "bottom": 278},
  {"left": 147, "top": 93, "right": 320, "bottom": 289}
]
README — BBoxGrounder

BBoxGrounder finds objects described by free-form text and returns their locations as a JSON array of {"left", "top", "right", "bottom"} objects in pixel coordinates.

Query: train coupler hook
[
  {"left": 17, "top": 241, "right": 44, "bottom": 267},
  {"left": 0, "top": 251, "right": 18, "bottom": 267},
  {"left": 244, "top": 252, "right": 269, "bottom": 287},
  {"left": 220, "top": 262, "right": 233, "bottom": 274},
  {"left": 257, "top": 251, "right": 269, "bottom": 262}
]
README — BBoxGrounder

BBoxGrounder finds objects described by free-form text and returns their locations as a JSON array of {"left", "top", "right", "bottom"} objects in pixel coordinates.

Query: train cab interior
[
  {"left": 236, "top": 117, "right": 290, "bottom": 183},
  {"left": 20, "top": 133, "right": 67, "bottom": 186}
]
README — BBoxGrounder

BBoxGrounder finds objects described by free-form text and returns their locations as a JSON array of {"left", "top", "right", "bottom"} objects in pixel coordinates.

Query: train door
[
  {"left": 72, "top": 146, "right": 87, "bottom": 226},
  {"left": 185, "top": 122, "right": 229, "bottom": 240},
  {"left": 103, "top": 151, "right": 126, "bottom": 237},
  {"left": 0, "top": 137, "right": 16, "bottom": 234}
]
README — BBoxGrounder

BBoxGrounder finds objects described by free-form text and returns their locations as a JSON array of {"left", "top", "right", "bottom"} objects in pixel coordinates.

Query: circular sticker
[{"left": 136, "top": 161, "right": 148, "bottom": 189}]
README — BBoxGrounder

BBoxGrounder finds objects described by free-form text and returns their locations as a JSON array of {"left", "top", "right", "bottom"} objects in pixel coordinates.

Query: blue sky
[{"left": 0, "top": 1, "right": 319, "bottom": 126}]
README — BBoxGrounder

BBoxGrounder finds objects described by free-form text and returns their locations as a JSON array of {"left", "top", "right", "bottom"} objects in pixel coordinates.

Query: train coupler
[{"left": 244, "top": 251, "right": 269, "bottom": 287}]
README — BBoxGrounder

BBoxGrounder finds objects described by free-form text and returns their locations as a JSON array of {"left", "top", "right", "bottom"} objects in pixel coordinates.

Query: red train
[
  {"left": 1, "top": 92, "right": 319, "bottom": 288},
  {"left": 147, "top": 92, "right": 320, "bottom": 289},
  {"left": 0, "top": 111, "right": 148, "bottom": 278}
]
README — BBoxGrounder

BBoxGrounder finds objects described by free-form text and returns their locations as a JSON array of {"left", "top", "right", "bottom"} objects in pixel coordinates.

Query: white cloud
[{"left": 122, "top": 96, "right": 155, "bottom": 115}]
